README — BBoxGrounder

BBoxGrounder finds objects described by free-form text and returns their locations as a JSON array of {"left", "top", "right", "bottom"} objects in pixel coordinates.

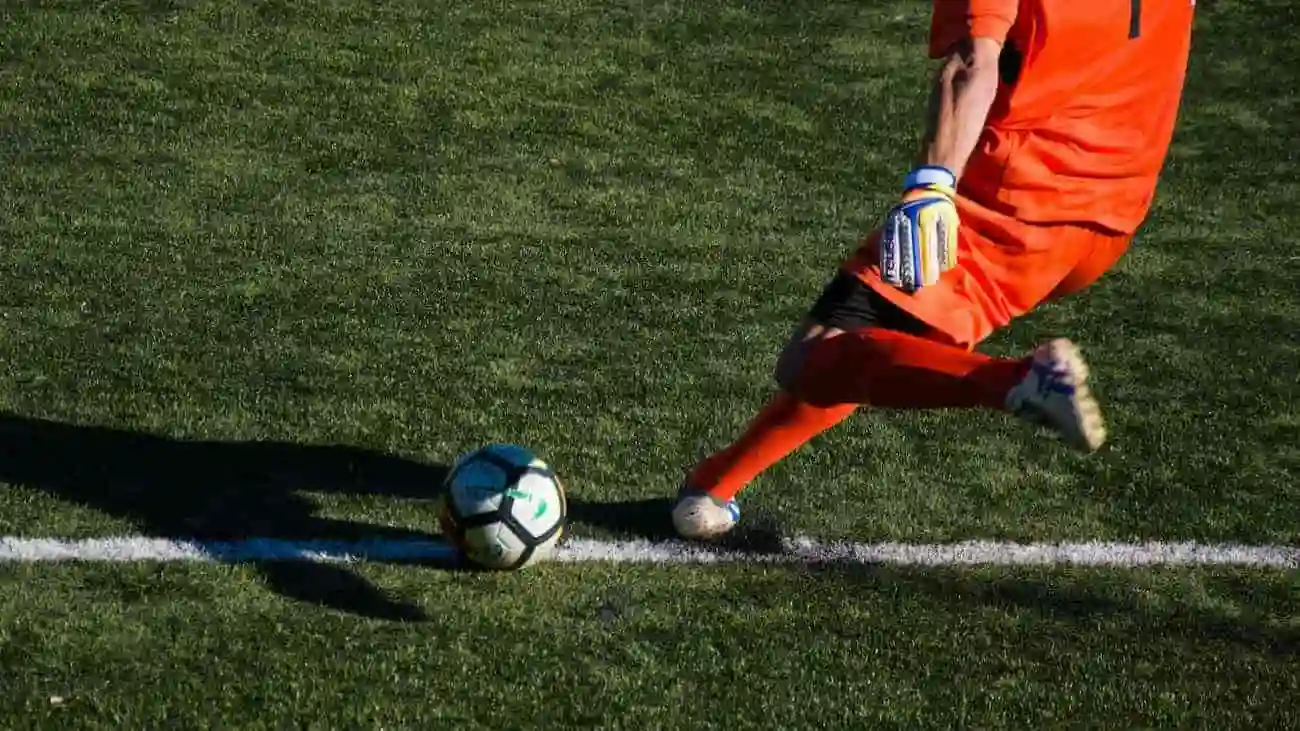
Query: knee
[
  {"left": 773, "top": 341, "right": 807, "bottom": 393},
  {"left": 775, "top": 336, "right": 835, "bottom": 395},
  {"left": 774, "top": 321, "right": 850, "bottom": 394}
]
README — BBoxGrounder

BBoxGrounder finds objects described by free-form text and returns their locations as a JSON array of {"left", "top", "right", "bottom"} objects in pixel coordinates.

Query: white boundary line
[{"left": 1, "top": 536, "right": 1297, "bottom": 568}]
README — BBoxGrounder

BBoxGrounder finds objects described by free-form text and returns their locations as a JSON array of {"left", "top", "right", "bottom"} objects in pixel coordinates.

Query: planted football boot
[{"left": 671, "top": 487, "right": 740, "bottom": 540}]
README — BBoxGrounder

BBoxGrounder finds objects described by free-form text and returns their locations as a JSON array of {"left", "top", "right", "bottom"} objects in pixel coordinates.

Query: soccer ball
[{"left": 437, "top": 443, "right": 567, "bottom": 570}]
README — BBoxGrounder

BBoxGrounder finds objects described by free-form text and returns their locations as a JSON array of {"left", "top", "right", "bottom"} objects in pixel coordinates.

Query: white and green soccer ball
[{"left": 437, "top": 444, "right": 567, "bottom": 570}]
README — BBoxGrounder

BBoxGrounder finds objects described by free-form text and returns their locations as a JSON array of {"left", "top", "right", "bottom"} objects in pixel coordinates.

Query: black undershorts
[{"left": 806, "top": 273, "right": 930, "bottom": 335}]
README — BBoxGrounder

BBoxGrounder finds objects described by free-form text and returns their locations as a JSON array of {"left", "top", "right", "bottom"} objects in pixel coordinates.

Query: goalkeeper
[{"left": 674, "top": 0, "right": 1198, "bottom": 539}]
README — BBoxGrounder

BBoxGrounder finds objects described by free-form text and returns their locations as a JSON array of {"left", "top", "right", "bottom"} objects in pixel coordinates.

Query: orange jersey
[{"left": 930, "top": 0, "right": 1196, "bottom": 233}]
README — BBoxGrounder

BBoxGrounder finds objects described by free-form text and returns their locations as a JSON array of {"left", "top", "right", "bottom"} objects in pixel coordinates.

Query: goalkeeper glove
[{"left": 878, "top": 165, "right": 960, "bottom": 293}]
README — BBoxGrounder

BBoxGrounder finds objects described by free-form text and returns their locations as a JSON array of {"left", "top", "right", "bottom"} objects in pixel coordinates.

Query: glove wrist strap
[{"left": 904, "top": 165, "right": 957, "bottom": 191}]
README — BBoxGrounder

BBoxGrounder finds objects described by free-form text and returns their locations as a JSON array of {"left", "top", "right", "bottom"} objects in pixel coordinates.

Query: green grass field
[{"left": 1, "top": 0, "right": 1298, "bottom": 727}]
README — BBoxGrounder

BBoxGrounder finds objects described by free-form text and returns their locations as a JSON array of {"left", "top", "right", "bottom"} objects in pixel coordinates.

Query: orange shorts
[{"left": 840, "top": 196, "right": 1132, "bottom": 349}]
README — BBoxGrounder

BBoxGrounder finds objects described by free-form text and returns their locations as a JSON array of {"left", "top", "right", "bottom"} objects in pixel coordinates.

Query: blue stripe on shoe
[
  {"left": 725, "top": 501, "right": 741, "bottom": 522},
  {"left": 1033, "top": 362, "right": 1076, "bottom": 396}
]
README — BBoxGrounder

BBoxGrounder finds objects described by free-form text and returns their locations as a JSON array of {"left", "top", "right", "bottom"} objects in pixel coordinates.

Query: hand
[{"left": 878, "top": 166, "right": 960, "bottom": 292}]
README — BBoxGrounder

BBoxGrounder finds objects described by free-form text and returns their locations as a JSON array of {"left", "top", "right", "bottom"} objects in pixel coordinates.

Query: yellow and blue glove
[{"left": 878, "top": 165, "right": 960, "bottom": 292}]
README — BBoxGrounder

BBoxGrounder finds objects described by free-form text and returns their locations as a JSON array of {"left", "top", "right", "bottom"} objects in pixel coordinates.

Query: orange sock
[
  {"left": 688, "top": 391, "right": 856, "bottom": 501},
  {"left": 689, "top": 327, "right": 1030, "bottom": 501},
  {"left": 797, "top": 327, "right": 1029, "bottom": 410}
]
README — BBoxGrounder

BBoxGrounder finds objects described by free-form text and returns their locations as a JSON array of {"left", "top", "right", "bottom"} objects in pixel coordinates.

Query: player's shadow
[
  {"left": 565, "top": 496, "right": 789, "bottom": 554},
  {"left": 565, "top": 497, "right": 677, "bottom": 540},
  {"left": 0, "top": 412, "right": 451, "bottom": 621}
]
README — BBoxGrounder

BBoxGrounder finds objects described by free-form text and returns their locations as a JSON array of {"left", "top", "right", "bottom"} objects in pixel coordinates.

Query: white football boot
[
  {"left": 1005, "top": 338, "right": 1107, "bottom": 452},
  {"left": 671, "top": 488, "right": 740, "bottom": 540}
]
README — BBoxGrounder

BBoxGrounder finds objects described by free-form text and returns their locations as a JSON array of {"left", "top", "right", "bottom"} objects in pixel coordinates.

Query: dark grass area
[
  {"left": 0, "top": 0, "right": 1297, "bottom": 726},
  {"left": 0, "top": 562, "right": 1296, "bottom": 728}
]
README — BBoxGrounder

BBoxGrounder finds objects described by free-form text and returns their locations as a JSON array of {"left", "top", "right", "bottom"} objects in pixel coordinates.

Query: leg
[
  {"left": 774, "top": 272, "right": 937, "bottom": 393},
  {"left": 794, "top": 226, "right": 1118, "bottom": 439},
  {"left": 793, "top": 324, "right": 1031, "bottom": 409},
  {"left": 673, "top": 223, "right": 1116, "bottom": 540},
  {"left": 675, "top": 274, "right": 1032, "bottom": 539}
]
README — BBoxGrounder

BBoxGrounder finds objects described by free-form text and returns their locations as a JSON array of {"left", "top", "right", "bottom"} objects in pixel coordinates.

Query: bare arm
[{"left": 918, "top": 37, "right": 1004, "bottom": 181}]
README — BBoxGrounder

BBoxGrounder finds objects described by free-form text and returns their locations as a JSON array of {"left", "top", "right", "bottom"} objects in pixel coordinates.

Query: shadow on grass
[
  {"left": 0, "top": 413, "right": 449, "bottom": 621},
  {"left": 566, "top": 497, "right": 677, "bottom": 541},
  {"left": 566, "top": 495, "right": 790, "bottom": 555},
  {"left": 4, "top": 409, "right": 1292, "bottom": 658},
  {"left": 800, "top": 562, "right": 1300, "bottom": 659},
  {"left": 566, "top": 498, "right": 1299, "bottom": 658}
]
